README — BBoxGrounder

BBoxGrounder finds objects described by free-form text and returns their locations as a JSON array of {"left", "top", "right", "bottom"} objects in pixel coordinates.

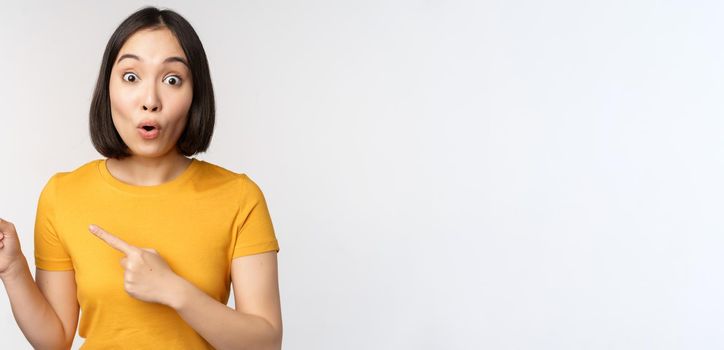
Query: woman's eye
[
  {"left": 122, "top": 72, "right": 138, "bottom": 82},
  {"left": 163, "top": 75, "right": 182, "bottom": 86}
]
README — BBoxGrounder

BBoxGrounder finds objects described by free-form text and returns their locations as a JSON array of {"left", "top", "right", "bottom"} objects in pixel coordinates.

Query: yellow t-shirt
[{"left": 33, "top": 158, "right": 280, "bottom": 349}]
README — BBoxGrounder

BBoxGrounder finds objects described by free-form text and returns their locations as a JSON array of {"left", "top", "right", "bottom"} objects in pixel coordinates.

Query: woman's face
[{"left": 109, "top": 27, "right": 193, "bottom": 158}]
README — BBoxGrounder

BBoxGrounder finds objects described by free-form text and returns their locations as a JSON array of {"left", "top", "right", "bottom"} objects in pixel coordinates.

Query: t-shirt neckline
[{"left": 97, "top": 158, "right": 200, "bottom": 195}]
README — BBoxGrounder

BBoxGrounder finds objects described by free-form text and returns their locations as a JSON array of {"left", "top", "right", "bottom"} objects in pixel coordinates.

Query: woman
[{"left": 0, "top": 6, "right": 282, "bottom": 349}]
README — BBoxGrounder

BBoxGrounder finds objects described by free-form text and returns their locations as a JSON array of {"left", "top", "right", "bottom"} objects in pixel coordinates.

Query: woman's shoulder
[
  {"left": 36, "top": 159, "right": 104, "bottom": 201},
  {"left": 46, "top": 158, "right": 104, "bottom": 185},
  {"left": 194, "top": 158, "right": 260, "bottom": 189}
]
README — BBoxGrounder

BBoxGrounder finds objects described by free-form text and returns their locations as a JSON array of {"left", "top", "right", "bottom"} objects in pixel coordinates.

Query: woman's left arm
[
  {"left": 169, "top": 251, "right": 282, "bottom": 350},
  {"left": 88, "top": 225, "right": 282, "bottom": 350}
]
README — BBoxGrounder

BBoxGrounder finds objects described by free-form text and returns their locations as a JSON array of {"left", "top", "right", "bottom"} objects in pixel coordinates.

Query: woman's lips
[{"left": 138, "top": 127, "right": 160, "bottom": 140}]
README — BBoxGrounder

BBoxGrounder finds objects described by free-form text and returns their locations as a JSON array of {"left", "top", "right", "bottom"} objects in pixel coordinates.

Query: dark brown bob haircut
[{"left": 89, "top": 6, "right": 215, "bottom": 159}]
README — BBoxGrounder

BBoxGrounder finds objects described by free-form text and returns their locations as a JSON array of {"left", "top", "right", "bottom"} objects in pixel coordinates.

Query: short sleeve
[
  {"left": 232, "top": 175, "right": 280, "bottom": 259},
  {"left": 34, "top": 174, "right": 74, "bottom": 271}
]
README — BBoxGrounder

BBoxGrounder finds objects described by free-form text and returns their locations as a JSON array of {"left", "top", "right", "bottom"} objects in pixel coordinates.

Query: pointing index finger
[{"left": 89, "top": 224, "right": 137, "bottom": 255}]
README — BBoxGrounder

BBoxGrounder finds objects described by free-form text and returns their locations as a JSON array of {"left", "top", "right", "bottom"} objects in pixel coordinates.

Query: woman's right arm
[{"left": 0, "top": 219, "right": 78, "bottom": 350}]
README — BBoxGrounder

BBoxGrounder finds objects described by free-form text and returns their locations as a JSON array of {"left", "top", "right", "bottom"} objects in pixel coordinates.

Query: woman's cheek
[{"left": 111, "top": 86, "right": 136, "bottom": 121}]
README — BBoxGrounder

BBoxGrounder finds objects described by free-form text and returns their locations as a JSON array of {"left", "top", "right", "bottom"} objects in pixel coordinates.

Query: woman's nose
[
  {"left": 142, "top": 91, "right": 160, "bottom": 111},
  {"left": 142, "top": 82, "right": 161, "bottom": 112}
]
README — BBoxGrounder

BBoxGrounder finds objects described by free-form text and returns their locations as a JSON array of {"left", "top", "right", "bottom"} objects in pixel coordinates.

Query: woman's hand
[
  {"left": 0, "top": 218, "right": 25, "bottom": 279},
  {"left": 88, "top": 224, "right": 182, "bottom": 306}
]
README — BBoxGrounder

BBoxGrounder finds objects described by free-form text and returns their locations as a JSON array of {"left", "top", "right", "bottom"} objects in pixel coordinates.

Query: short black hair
[{"left": 89, "top": 6, "right": 215, "bottom": 159}]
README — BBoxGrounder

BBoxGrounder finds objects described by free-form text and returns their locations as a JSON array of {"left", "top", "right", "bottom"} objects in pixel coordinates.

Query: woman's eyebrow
[{"left": 116, "top": 53, "right": 189, "bottom": 69}]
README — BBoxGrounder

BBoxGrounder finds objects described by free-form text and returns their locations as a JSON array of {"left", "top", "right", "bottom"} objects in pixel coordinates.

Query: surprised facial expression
[{"left": 109, "top": 27, "right": 193, "bottom": 157}]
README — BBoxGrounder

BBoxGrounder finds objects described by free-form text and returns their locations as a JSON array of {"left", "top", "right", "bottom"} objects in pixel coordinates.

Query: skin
[
  {"left": 0, "top": 219, "right": 19, "bottom": 270},
  {"left": 0, "top": 26, "right": 282, "bottom": 349},
  {"left": 106, "top": 26, "right": 194, "bottom": 186},
  {"left": 88, "top": 224, "right": 179, "bottom": 305}
]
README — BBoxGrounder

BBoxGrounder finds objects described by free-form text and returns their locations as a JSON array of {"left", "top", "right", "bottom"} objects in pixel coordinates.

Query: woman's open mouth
[{"left": 138, "top": 125, "right": 160, "bottom": 140}]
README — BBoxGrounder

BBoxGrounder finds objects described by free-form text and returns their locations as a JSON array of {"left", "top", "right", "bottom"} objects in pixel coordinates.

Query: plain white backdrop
[{"left": 1, "top": 0, "right": 722, "bottom": 349}]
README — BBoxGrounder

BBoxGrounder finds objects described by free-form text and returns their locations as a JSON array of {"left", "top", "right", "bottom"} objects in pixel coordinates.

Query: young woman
[{"left": 0, "top": 6, "right": 282, "bottom": 349}]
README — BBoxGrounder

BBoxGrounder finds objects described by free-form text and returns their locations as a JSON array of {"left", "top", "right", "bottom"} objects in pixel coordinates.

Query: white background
[{"left": 1, "top": 0, "right": 722, "bottom": 349}]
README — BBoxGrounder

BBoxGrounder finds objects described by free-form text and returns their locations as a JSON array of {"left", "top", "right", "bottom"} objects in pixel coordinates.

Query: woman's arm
[
  {"left": 0, "top": 254, "right": 74, "bottom": 350},
  {"left": 169, "top": 251, "right": 282, "bottom": 350},
  {"left": 87, "top": 224, "right": 282, "bottom": 349}
]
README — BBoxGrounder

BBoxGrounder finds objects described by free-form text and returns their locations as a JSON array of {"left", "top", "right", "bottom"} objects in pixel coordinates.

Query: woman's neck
[{"left": 106, "top": 152, "right": 192, "bottom": 186}]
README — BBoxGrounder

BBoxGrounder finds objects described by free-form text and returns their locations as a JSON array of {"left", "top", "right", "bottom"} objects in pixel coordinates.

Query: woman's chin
[{"left": 126, "top": 145, "right": 167, "bottom": 158}]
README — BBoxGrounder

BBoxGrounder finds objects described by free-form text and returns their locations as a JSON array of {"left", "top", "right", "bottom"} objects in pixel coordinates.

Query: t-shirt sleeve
[
  {"left": 34, "top": 174, "right": 74, "bottom": 271},
  {"left": 232, "top": 175, "right": 280, "bottom": 259}
]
